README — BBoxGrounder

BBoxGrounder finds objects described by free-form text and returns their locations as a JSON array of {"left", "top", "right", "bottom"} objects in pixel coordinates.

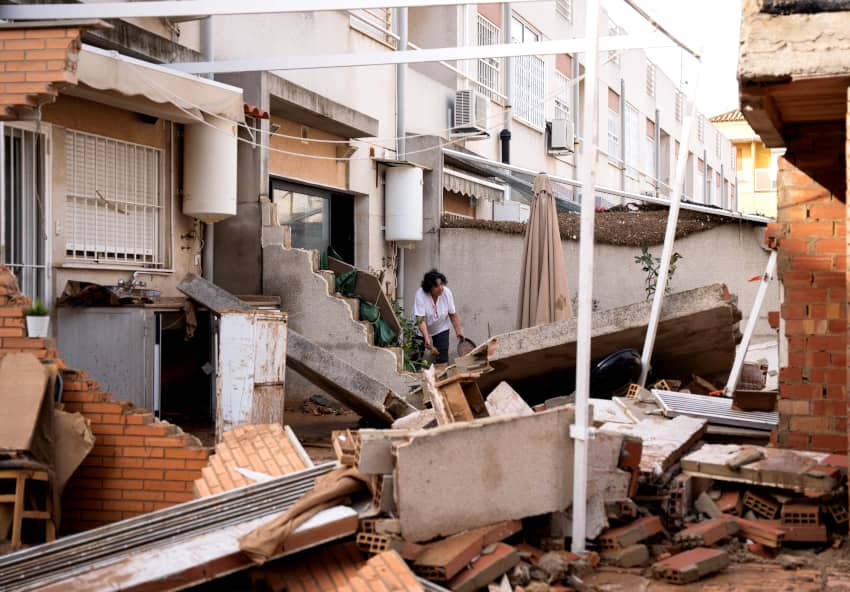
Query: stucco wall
[{"left": 439, "top": 223, "right": 779, "bottom": 345}]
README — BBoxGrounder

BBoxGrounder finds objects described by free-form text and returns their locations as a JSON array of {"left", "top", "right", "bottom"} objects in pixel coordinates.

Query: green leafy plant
[
  {"left": 391, "top": 300, "right": 430, "bottom": 372},
  {"left": 25, "top": 299, "right": 48, "bottom": 316},
  {"left": 634, "top": 243, "right": 683, "bottom": 300}
]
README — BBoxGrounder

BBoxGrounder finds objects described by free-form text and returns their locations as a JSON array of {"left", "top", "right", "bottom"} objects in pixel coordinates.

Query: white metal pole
[
  {"left": 724, "top": 249, "right": 777, "bottom": 397},
  {"left": 638, "top": 68, "right": 702, "bottom": 387},
  {"left": 570, "top": 0, "right": 599, "bottom": 556},
  {"left": 396, "top": 6, "right": 408, "bottom": 310},
  {"left": 0, "top": 0, "right": 541, "bottom": 20}
]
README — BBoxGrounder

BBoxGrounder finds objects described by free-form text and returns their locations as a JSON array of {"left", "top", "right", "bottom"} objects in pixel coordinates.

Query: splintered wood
[{"left": 193, "top": 424, "right": 312, "bottom": 497}]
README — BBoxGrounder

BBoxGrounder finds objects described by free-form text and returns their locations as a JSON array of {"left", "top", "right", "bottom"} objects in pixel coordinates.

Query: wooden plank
[
  {"left": 442, "top": 383, "right": 474, "bottom": 422},
  {"left": 0, "top": 353, "right": 49, "bottom": 452},
  {"left": 177, "top": 273, "right": 251, "bottom": 312}
]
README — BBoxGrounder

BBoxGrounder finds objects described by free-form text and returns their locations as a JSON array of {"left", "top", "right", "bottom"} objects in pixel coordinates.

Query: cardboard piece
[
  {"left": 0, "top": 353, "right": 49, "bottom": 452},
  {"left": 52, "top": 409, "right": 94, "bottom": 494}
]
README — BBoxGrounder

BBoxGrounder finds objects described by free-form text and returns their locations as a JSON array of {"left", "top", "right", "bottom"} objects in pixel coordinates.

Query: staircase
[{"left": 262, "top": 228, "right": 415, "bottom": 412}]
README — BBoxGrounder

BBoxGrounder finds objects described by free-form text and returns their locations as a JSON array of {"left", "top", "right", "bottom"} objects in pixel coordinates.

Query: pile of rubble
[{"left": 254, "top": 365, "right": 847, "bottom": 591}]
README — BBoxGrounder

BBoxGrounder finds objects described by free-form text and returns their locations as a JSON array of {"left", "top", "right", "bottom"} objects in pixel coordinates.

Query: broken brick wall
[
  {"left": 0, "top": 266, "right": 209, "bottom": 532},
  {"left": 772, "top": 158, "right": 847, "bottom": 452}
]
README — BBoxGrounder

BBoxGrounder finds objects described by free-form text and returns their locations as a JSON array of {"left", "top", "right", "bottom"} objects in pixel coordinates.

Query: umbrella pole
[
  {"left": 570, "top": 0, "right": 600, "bottom": 555},
  {"left": 638, "top": 61, "right": 703, "bottom": 387}
]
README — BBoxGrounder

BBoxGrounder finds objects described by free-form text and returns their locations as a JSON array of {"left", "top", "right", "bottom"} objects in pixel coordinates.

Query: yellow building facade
[{"left": 711, "top": 110, "right": 782, "bottom": 218}]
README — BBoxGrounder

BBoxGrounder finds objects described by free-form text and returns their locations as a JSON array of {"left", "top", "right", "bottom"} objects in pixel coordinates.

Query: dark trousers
[{"left": 431, "top": 330, "right": 450, "bottom": 364}]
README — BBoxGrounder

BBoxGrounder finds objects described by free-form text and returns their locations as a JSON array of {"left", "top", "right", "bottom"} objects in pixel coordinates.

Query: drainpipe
[
  {"left": 619, "top": 78, "right": 625, "bottom": 196},
  {"left": 654, "top": 108, "right": 660, "bottom": 197},
  {"left": 396, "top": 7, "right": 408, "bottom": 308},
  {"left": 502, "top": 2, "right": 512, "bottom": 202},
  {"left": 572, "top": 53, "right": 580, "bottom": 179},
  {"left": 200, "top": 17, "right": 215, "bottom": 282}
]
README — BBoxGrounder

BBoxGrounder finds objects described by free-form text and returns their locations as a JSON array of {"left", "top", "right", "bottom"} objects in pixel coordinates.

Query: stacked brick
[
  {"left": 0, "top": 266, "right": 209, "bottom": 533},
  {"left": 0, "top": 26, "right": 83, "bottom": 118},
  {"left": 771, "top": 158, "right": 847, "bottom": 453}
]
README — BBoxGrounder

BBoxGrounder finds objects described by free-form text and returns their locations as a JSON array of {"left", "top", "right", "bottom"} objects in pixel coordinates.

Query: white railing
[
  {"left": 476, "top": 14, "right": 504, "bottom": 103},
  {"left": 349, "top": 8, "right": 397, "bottom": 48}
]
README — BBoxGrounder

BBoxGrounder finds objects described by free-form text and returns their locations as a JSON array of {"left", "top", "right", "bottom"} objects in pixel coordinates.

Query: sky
[{"left": 602, "top": 0, "right": 743, "bottom": 117}]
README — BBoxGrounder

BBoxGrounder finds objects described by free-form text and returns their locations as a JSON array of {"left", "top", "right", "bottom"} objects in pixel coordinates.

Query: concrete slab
[
  {"left": 394, "top": 406, "right": 575, "bottom": 543},
  {"left": 485, "top": 382, "right": 533, "bottom": 417},
  {"left": 463, "top": 284, "right": 741, "bottom": 399}
]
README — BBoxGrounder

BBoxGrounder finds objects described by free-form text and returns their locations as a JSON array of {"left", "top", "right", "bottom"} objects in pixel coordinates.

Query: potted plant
[{"left": 25, "top": 299, "right": 50, "bottom": 338}]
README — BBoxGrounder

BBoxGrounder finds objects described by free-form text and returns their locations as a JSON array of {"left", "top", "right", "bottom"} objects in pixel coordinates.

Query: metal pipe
[
  {"left": 499, "top": 129, "right": 511, "bottom": 164},
  {"left": 395, "top": 6, "right": 408, "bottom": 310},
  {"left": 502, "top": 2, "right": 513, "bottom": 202},
  {"left": 200, "top": 16, "right": 215, "bottom": 282},
  {"left": 724, "top": 249, "right": 777, "bottom": 397},
  {"left": 638, "top": 68, "right": 702, "bottom": 387},
  {"left": 570, "top": 0, "right": 600, "bottom": 556},
  {"left": 170, "top": 33, "right": 672, "bottom": 74},
  {"left": 0, "top": 0, "right": 541, "bottom": 20},
  {"left": 620, "top": 0, "right": 701, "bottom": 59}
]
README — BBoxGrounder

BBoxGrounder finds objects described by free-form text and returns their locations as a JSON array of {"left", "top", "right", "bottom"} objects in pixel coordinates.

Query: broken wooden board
[
  {"left": 463, "top": 284, "right": 741, "bottom": 399},
  {"left": 599, "top": 416, "right": 707, "bottom": 479},
  {"left": 177, "top": 272, "right": 251, "bottom": 312},
  {"left": 0, "top": 353, "right": 49, "bottom": 452},
  {"left": 287, "top": 330, "right": 415, "bottom": 424},
  {"left": 681, "top": 444, "right": 840, "bottom": 493},
  {"left": 194, "top": 424, "right": 312, "bottom": 498},
  {"left": 395, "top": 406, "right": 575, "bottom": 543},
  {"left": 37, "top": 506, "right": 359, "bottom": 592}
]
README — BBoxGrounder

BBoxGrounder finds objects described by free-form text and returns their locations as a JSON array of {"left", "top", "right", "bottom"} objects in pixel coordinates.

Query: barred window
[
  {"left": 477, "top": 14, "right": 503, "bottom": 103},
  {"left": 65, "top": 129, "right": 168, "bottom": 267}
]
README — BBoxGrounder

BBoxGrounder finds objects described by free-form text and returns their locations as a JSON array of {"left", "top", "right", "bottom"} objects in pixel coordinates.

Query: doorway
[
  {"left": 158, "top": 309, "right": 215, "bottom": 446},
  {"left": 270, "top": 178, "right": 355, "bottom": 263}
]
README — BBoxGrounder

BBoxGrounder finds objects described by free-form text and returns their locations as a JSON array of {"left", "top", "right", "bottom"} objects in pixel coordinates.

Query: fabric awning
[
  {"left": 74, "top": 44, "right": 245, "bottom": 123},
  {"left": 443, "top": 167, "right": 505, "bottom": 202}
]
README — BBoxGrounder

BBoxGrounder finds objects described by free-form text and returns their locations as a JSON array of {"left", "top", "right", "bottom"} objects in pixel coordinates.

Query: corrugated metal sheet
[{"left": 652, "top": 389, "right": 778, "bottom": 431}]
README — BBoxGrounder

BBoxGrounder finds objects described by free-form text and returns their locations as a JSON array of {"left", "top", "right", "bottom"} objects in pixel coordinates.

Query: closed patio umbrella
[{"left": 517, "top": 174, "right": 573, "bottom": 328}]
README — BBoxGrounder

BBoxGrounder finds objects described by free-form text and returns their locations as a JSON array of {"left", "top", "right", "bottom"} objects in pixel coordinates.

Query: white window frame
[
  {"left": 645, "top": 61, "right": 656, "bottom": 97},
  {"left": 349, "top": 8, "right": 397, "bottom": 48},
  {"left": 553, "top": 71, "right": 571, "bottom": 120},
  {"left": 556, "top": 0, "right": 573, "bottom": 23},
  {"left": 754, "top": 168, "right": 777, "bottom": 192},
  {"left": 476, "top": 14, "right": 504, "bottom": 103},
  {"left": 607, "top": 108, "right": 620, "bottom": 166},
  {"left": 697, "top": 114, "right": 705, "bottom": 142},
  {"left": 1, "top": 122, "right": 52, "bottom": 306},
  {"left": 64, "top": 129, "right": 169, "bottom": 269},
  {"left": 715, "top": 130, "right": 721, "bottom": 157},
  {"left": 511, "top": 16, "right": 545, "bottom": 130},
  {"left": 624, "top": 104, "right": 640, "bottom": 179}
]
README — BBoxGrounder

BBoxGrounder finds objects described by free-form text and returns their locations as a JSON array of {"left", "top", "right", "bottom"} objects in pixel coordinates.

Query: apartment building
[{"left": 711, "top": 109, "right": 781, "bottom": 217}]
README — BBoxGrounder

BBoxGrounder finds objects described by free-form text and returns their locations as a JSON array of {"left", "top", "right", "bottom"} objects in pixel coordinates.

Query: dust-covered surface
[{"left": 441, "top": 206, "right": 753, "bottom": 247}]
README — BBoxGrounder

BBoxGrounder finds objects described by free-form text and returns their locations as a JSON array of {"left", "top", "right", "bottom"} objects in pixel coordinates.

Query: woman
[{"left": 413, "top": 269, "right": 465, "bottom": 364}]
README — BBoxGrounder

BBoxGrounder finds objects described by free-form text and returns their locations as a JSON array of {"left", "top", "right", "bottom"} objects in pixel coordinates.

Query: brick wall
[
  {"left": 0, "top": 266, "right": 209, "bottom": 532},
  {"left": 0, "top": 26, "right": 82, "bottom": 119},
  {"left": 772, "top": 158, "right": 847, "bottom": 452}
]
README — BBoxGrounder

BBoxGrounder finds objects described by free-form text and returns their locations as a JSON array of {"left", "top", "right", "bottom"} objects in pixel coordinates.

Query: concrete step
[
  {"left": 360, "top": 321, "right": 375, "bottom": 346},
  {"left": 318, "top": 270, "right": 336, "bottom": 296},
  {"left": 339, "top": 296, "right": 360, "bottom": 321},
  {"left": 384, "top": 346, "right": 405, "bottom": 373}
]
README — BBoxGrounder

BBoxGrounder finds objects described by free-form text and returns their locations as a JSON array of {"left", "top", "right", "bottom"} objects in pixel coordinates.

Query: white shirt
[{"left": 413, "top": 286, "right": 456, "bottom": 337}]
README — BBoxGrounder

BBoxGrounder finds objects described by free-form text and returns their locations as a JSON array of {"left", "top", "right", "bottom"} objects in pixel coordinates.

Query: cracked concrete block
[{"left": 395, "top": 406, "right": 575, "bottom": 543}]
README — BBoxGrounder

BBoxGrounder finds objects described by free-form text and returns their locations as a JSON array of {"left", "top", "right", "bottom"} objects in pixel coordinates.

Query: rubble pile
[{"left": 255, "top": 366, "right": 849, "bottom": 590}]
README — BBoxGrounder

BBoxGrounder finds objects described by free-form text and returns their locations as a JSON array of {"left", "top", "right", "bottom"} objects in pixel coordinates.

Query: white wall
[{"left": 440, "top": 223, "right": 778, "bottom": 345}]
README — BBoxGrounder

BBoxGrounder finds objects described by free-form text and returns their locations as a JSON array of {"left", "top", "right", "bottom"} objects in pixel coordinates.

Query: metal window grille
[
  {"left": 675, "top": 92, "right": 683, "bottom": 122},
  {"left": 697, "top": 114, "right": 705, "bottom": 142},
  {"left": 3, "top": 126, "right": 48, "bottom": 304},
  {"left": 556, "top": 0, "right": 573, "bottom": 23},
  {"left": 607, "top": 109, "right": 620, "bottom": 164},
  {"left": 553, "top": 71, "right": 571, "bottom": 120},
  {"left": 512, "top": 54, "right": 545, "bottom": 129},
  {"left": 65, "top": 129, "right": 166, "bottom": 267},
  {"left": 349, "top": 8, "right": 396, "bottom": 48},
  {"left": 715, "top": 131, "right": 721, "bottom": 157},
  {"left": 646, "top": 61, "right": 656, "bottom": 97},
  {"left": 476, "top": 14, "right": 503, "bottom": 103}
]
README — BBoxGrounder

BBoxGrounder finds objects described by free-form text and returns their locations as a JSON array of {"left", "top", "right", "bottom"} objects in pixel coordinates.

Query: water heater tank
[
  {"left": 182, "top": 117, "right": 238, "bottom": 223},
  {"left": 384, "top": 165, "right": 423, "bottom": 241}
]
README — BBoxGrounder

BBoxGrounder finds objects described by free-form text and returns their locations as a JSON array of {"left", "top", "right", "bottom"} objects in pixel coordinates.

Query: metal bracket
[{"left": 570, "top": 423, "right": 596, "bottom": 441}]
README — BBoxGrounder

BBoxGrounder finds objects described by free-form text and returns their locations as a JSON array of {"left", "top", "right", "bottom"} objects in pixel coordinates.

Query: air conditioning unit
[
  {"left": 547, "top": 118, "right": 575, "bottom": 154},
  {"left": 452, "top": 90, "right": 488, "bottom": 136}
]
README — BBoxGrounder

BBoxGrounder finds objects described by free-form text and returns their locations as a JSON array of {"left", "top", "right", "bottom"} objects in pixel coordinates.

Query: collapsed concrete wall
[{"left": 440, "top": 224, "right": 777, "bottom": 346}]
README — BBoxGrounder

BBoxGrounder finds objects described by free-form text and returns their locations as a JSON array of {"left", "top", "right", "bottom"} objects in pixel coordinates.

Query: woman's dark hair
[{"left": 421, "top": 269, "right": 447, "bottom": 292}]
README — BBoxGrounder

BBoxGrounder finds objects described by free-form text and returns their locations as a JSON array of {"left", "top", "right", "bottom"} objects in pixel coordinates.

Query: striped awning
[{"left": 443, "top": 167, "right": 505, "bottom": 203}]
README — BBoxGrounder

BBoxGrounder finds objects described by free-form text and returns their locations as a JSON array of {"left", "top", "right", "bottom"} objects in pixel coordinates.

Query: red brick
[
  {"left": 24, "top": 48, "right": 72, "bottom": 60},
  {"left": 4, "top": 39, "right": 46, "bottom": 50},
  {"left": 122, "top": 446, "right": 165, "bottom": 458},
  {"left": 808, "top": 335, "right": 845, "bottom": 351},
  {"left": 123, "top": 469, "right": 164, "bottom": 480},
  {"left": 814, "top": 239, "right": 847, "bottom": 255},
  {"left": 102, "top": 500, "right": 145, "bottom": 512},
  {"left": 809, "top": 203, "right": 846, "bottom": 219},
  {"left": 811, "top": 400, "right": 845, "bottom": 416},
  {"left": 164, "top": 448, "right": 209, "bottom": 460},
  {"left": 164, "top": 470, "right": 201, "bottom": 482},
  {"left": 143, "top": 458, "right": 185, "bottom": 470},
  {"left": 164, "top": 491, "right": 194, "bottom": 503},
  {"left": 788, "top": 256, "right": 834, "bottom": 272},
  {"left": 123, "top": 489, "right": 164, "bottom": 502},
  {"left": 143, "top": 480, "right": 187, "bottom": 492},
  {"left": 782, "top": 383, "right": 822, "bottom": 400},
  {"left": 789, "top": 221, "right": 835, "bottom": 239},
  {"left": 101, "top": 479, "right": 142, "bottom": 490},
  {"left": 778, "top": 238, "right": 810, "bottom": 255},
  {"left": 124, "top": 425, "right": 174, "bottom": 437},
  {"left": 90, "top": 423, "right": 125, "bottom": 436},
  {"left": 80, "top": 402, "right": 125, "bottom": 415},
  {"left": 789, "top": 415, "right": 833, "bottom": 432},
  {"left": 61, "top": 391, "right": 110, "bottom": 403},
  {"left": 786, "top": 287, "right": 827, "bottom": 303},
  {"left": 811, "top": 434, "right": 847, "bottom": 452}
]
